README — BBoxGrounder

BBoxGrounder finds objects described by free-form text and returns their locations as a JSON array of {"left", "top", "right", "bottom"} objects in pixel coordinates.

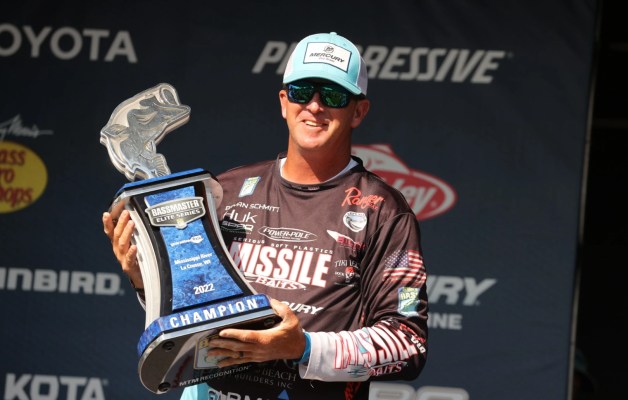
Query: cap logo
[{"left": 303, "top": 42, "right": 351, "bottom": 72}]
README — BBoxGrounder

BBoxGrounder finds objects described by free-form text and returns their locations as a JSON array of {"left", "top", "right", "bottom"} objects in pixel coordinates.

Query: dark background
[
  {"left": 0, "top": 1, "right": 608, "bottom": 398},
  {"left": 577, "top": 0, "right": 628, "bottom": 397}
]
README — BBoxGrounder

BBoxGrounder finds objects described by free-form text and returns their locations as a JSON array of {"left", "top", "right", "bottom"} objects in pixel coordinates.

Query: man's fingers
[
  {"left": 270, "top": 299, "right": 291, "bottom": 319},
  {"left": 118, "top": 219, "right": 135, "bottom": 249},
  {"left": 102, "top": 212, "right": 114, "bottom": 238},
  {"left": 218, "top": 329, "right": 258, "bottom": 344},
  {"left": 112, "top": 210, "right": 131, "bottom": 241},
  {"left": 126, "top": 244, "right": 138, "bottom": 264}
]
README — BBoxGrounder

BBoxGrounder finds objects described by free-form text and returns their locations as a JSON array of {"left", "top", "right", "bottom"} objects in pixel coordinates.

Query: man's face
[{"left": 279, "top": 80, "right": 369, "bottom": 156}]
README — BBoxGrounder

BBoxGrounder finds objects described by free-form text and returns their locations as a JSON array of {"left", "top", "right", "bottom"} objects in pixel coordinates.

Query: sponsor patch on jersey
[
  {"left": 327, "top": 230, "right": 365, "bottom": 252},
  {"left": 343, "top": 266, "right": 359, "bottom": 284},
  {"left": 397, "top": 287, "right": 420, "bottom": 317},
  {"left": 343, "top": 211, "right": 367, "bottom": 232},
  {"left": 383, "top": 250, "right": 426, "bottom": 284},
  {"left": 239, "top": 177, "right": 261, "bottom": 197},
  {"left": 258, "top": 226, "right": 318, "bottom": 242}
]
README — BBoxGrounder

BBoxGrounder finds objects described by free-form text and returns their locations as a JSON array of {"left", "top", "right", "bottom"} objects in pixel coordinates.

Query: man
[{"left": 103, "top": 32, "right": 428, "bottom": 400}]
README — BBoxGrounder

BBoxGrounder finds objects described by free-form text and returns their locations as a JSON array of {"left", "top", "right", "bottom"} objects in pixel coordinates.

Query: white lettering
[
  {"left": 251, "top": 41, "right": 288, "bottom": 73},
  {"left": 427, "top": 312, "right": 463, "bottom": 330},
  {"left": 50, "top": 27, "right": 83, "bottom": 60},
  {"left": 472, "top": 51, "right": 505, "bottom": 83},
  {"left": 362, "top": 45, "right": 389, "bottom": 77},
  {"left": 83, "top": 29, "right": 109, "bottom": 61},
  {"left": 0, "top": 23, "right": 137, "bottom": 63},
  {"left": 230, "top": 243, "right": 330, "bottom": 288},
  {"left": 427, "top": 275, "right": 496, "bottom": 306},
  {"left": 104, "top": 31, "right": 137, "bottom": 63},
  {"left": 0, "top": 267, "right": 121, "bottom": 295},
  {"left": 22, "top": 26, "right": 52, "bottom": 57},
  {"left": 370, "top": 383, "right": 469, "bottom": 400},
  {"left": 253, "top": 42, "right": 508, "bottom": 84},
  {"left": 3, "top": 373, "right": 106, "bottom": 400}
]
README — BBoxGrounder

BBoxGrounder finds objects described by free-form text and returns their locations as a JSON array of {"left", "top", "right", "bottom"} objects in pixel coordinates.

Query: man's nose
[{"left": 305, "top": 92, "right": 323, "bottom": 112}]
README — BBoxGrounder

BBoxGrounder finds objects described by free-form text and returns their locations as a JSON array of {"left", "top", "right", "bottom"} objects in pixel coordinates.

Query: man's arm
[{"left": 299, "top": 212, "right": 428, "bottom": 382}]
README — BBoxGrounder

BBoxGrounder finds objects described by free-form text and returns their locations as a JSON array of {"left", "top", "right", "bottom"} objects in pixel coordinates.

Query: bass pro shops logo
[{"left": 352, "top": 144, "right": 456, "bottom": 220}]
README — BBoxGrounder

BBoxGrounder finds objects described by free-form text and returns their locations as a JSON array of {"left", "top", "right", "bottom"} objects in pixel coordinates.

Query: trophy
[{"left": 100, "top": 83, "right": 279, "bottom": 394}]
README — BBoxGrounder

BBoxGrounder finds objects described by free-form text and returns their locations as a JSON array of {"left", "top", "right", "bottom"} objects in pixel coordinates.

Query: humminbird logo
[
  {"left": 0, "top": 267, "right": 121, "bottom": 295},
  {"left": 145, "top": 197, "right": 205, "bottom": 229},
  {"left": 254, "top": 41, "right": 509, "bottom": 84}
]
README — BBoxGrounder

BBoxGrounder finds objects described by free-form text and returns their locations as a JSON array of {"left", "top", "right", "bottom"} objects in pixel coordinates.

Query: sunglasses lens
[
  {"left": 320, "top": 86, "right": 349, "bottom": 108},
  {"left": 286, "top": 81, "right": 353, "bottom": 108},
  {"left": 287, "top": 83, "right": 315, "bottom": 103}
]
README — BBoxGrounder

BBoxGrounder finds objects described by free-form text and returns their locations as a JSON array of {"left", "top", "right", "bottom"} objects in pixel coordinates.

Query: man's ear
[
  {"left": 279, "top": 90, "right": 288, "bottom": 119},
  {"left": 351, "top": 99, "right": 370, "bottom": 129}
]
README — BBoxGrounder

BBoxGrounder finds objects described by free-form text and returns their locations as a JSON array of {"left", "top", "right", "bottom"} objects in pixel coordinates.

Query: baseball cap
[{"left": 283, "top": 32, "right": 368, "bottom": 96}]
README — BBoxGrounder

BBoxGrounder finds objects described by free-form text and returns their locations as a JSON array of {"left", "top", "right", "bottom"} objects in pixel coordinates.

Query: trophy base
[{"left": 138, "top": 295, "right": 279, "bottom": 393}]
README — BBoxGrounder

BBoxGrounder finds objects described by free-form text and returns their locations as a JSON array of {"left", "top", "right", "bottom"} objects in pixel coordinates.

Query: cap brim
[{"left": 283, "top": 70, "right": 363, "bottom": 95}]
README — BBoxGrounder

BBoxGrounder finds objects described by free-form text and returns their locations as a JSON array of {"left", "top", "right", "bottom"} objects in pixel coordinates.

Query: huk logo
[{"left": 352, "top": 144, "right": 456, "bottom": 220}]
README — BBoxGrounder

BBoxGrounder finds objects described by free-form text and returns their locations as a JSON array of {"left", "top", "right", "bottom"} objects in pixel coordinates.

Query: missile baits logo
[{"left": 352, "top": 144, "right": 456, "bottom": 221}]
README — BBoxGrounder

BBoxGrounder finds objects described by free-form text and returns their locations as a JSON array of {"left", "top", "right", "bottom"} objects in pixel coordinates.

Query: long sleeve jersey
[{"left": 181, "top": 154, "right": 428, "bottom": 400}]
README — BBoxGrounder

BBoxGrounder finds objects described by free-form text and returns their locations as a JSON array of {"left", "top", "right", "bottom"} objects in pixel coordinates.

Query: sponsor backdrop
[{"left": 1, "top": 1, "right": 595, "bottom": 399}]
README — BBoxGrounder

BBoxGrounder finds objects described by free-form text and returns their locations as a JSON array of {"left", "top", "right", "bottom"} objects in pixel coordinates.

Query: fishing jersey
[{"left": 181, "top": 154, "right": 428, "bottom": 400}]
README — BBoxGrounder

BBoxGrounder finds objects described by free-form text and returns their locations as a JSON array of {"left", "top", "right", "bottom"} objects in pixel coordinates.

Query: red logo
[
  {"left": 352, "top": 144, "right": 456, "bottom": 221},
  {"left": 341, "top": 187, "right": 385, "bottom": 210}
]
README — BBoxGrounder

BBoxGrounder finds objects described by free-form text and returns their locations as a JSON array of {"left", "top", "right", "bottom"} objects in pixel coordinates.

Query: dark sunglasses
[{"left": 284, "top": 80, "right": 360, "bottom": 108}]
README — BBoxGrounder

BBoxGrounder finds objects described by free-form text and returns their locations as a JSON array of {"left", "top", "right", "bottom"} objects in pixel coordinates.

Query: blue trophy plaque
[{"left": 101, "top": 84, "right": 278, "bottom": 394}]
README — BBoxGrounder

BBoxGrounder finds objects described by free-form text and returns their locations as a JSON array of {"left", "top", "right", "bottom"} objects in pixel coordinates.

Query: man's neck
[{"left": 282, "top": 151, "right": 352, "bottom": 184}]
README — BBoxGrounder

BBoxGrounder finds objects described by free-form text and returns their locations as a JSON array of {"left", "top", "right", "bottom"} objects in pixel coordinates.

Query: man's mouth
[{"left": 304, "top": 120, "right": 324, "bottom": 127}]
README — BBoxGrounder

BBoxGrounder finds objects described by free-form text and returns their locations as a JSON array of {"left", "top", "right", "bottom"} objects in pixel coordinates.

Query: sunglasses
[{"left": 284, "top": 80, "right": 359, "bottom": 108}]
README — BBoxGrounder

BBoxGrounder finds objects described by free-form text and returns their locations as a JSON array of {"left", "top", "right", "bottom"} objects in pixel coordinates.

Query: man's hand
[
  {"left": 206, "top": 299, "right": 306, "bottom": 367},
  {"left": 102, "top": 209, "right": 143, "bottom": 289}
]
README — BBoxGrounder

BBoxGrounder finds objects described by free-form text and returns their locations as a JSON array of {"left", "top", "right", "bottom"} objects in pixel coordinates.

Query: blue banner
[{"left": 0, "top": 1, "right": 595, "bottom": 399}]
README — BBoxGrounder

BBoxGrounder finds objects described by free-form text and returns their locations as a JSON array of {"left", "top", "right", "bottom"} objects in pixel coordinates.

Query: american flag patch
[{"left": 383, "top": 250, "right": 426, "bottom": 284}]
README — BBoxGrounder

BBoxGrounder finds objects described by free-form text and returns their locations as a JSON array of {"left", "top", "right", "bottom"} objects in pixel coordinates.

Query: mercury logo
[{"left": 351, "top": 144, "right": 456, "bottom": 220}]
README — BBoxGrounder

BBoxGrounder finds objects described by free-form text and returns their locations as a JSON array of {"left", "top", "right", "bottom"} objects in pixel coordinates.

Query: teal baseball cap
[{"left": 283, "top": 32, "right": 368, "bottom": 96}]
